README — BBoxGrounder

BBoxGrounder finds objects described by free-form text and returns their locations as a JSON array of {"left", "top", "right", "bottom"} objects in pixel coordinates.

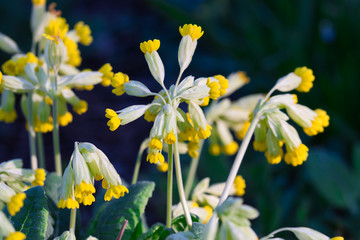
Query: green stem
[
  {"left": 131, "top": 139, "right": 148, "bottom": 184},
  {"left": 184, "top": 140, "right": 204, "bottom": 199},
  {"left": 27, "top": 92, "right": 38, "bottom": 170},
  {"left": 52, "top": 73, "right": 62, "bottom": 176},
  {"left": 174, "top": 140, "right": 192, "bottom": 228},
  {"left": 204, "top": 115, "right": 260, "bottom": 239},
  {"left": 69, "top": 208, "right": 76, "bottom": 232},
  {"left": 166, "top": 144, "right": 173, "bottom": 228},
  {"left": 37, "top": 132, "right": 45, "bottom": 169}
]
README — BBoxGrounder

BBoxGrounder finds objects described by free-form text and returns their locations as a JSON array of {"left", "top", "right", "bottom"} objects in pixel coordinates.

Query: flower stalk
[
  {"left": 69, "top": 208, "right": 76, "bottom": 232},
  {"left": 27, "top": 92, "right": 38, "bottom": 170},
  {"left": 37, "top": 132, "right": 45, "bottom": 169},
  {"left": 166, "top": 144, "right": 174, "bottom": 227},
  {"left": 52, "top": 72, "right": 62, "bottom": 176}
]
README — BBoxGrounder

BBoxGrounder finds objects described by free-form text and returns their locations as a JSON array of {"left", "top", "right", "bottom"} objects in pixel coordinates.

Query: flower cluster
[
  {"left": 252, "top": 68, "right": 330, "bottom": 166},
  {"left": 105, "top": 24, "right": 229, "bottom": 165},
  {"left": 173, "top": 176, "right": 246, "bottom": 223},
  {"left": 58, "top": 142, "right": 128, "bottom": 209},
  {"left": 0, "top": 159, "right": 46, "bottom": 216}
]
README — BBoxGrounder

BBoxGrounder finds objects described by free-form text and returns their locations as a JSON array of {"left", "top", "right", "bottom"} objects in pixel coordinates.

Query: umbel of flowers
[{"left": 58, "top": 142, "right": 128, "bottom": 209}]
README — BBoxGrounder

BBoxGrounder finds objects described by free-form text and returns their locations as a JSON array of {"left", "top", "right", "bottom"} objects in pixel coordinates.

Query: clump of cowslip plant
[{"left": 0, "top": 1, "right": 343, "bottom": 239}]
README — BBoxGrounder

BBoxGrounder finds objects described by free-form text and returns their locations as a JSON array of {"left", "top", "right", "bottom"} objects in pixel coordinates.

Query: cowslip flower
[
  {"left": 0, "top": 183, "right": 26, "bottom": 216},
  {"left": 0, "top": 211, "right": 26, "bottom": 240},
  {"left": 58, "top": 142, "right": 128, "bottom": 209},
  {"left": 252, "top": 69, "right": 329, "bottom": 166}
]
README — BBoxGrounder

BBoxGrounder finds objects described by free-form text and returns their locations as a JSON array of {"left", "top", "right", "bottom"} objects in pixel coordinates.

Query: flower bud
[{"left": 44, "top": 39, "right": 66, "bottom": 71}]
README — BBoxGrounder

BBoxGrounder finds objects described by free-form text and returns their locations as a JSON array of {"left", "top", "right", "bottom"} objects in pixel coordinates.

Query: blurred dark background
[{"left": 0, "top": 0, "right": 360, "bottom": 239}]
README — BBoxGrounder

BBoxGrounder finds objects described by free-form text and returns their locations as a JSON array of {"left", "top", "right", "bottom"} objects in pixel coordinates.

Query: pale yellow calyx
[
  {"left": 5, "top": 231, "right": 26, "bottom": 240},
  {"left": 57, "top": 198, "right": 79, "bottom": 209},
  {"left": 32, "top": 169, "right": 46, "bottom": 186},
  {"left": 233, "top": 175, "right": 246, "bottom": 196},
  {"left": 99, "top": 63, "right": 114, "bottom": 87},
  {"left": 140, "top": 39, "right": 160, "bottom": 54},
  {"left": 179, "top": 24, "right": 204, "bottom": 41},
  {"left": 284, "top": 143, "right": 309, "bottom": 167},
  {"left": 303, "top": 109, "right": 329, "bottom": 136},
  {"left": 164, "top": 132, "right": 176, "bottom": 144},
  {"left": 7, "top": 193, "right": 26, "bottom": 216},
  {"left": 75, "top": 21, "right": 93, "bottom": 46},
  {"left": 73, "top": 100, "right": 88, "bottom": 115},
  {"left": 294, "top": 66, "right": 315, "bottom": 92}
]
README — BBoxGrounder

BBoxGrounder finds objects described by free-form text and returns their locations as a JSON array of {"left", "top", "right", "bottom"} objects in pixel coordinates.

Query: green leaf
[
  {"left": 138, "top": 223, "right": 165, "bottom": 240},
  {"left": 190, "top": 222, "right": 205, "bottom": 239},
  {"left": 10, "top": 186, "right": 52, "bottom": 240},
  {"left": 83, "top": 181, "right": 155, "bottom": 240},
  {"left": 43, "top": 172, "right": 62, "bottom": 203},
  {"left": 306, "top": 149, "right": 359, "bottom": 212},
  {"left": 171, "top": 214, "right": 200, "bottom": 232}
]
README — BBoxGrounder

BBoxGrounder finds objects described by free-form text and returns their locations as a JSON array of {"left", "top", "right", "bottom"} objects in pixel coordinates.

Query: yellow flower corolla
[
  {"left": 103, "top": 182, "right": 129, "bottom": 201},
  {"left": 213, "top": 75, "right": 229, "bottom": 96},
  {"left": 207, "top": 80, "right": 220, "bottom": 100},
  {"left": 99, "top": 63, "right": 114, "bottom": 87},
  {"left": 209, "top": 144, "right": 221, "bottom": 156},
  {"left": 59, "top": 112, "right": 73, "bottom": 127},
  {"left": 292, "top": 94, "right": 298, "bottom": 104},
  {"left": 200, "top": 96, "right": 210, "bottom": 107},
  {"left": 146, "top": 152, "right": 165, "bottom": 164},
  {"left": 73, "top": 100, "right": 88, "bottom": 115},
  {"left": 2, "top": 60, "right": 18, "bottom": 76},
  {"left": 222, "top": 141, "right": 239, "bottom": 156},
  {"left": 253, "top": 141, "right": 267, "bottom": 152},
  {"left": 7, "top": 193, "right": 26, "bottom": 216},
  {"left": 157, "top": 162, "right": 168, "bottom": 172},
  {"left": 236, "top": 121, "right": 251, "bottom": 140},
  {"left": 284, "top": 143, "right": 309, "bottom": 167},
  {"left": 164, "top": 132, "right": 176, "bottom": 144},
  {"left": 74, "top": 181, "right": 95, "bottom": 206},
  {"left": 0, "top": 71, "right": 2, "bottom": 84},
  {"left": 57, "top": 198, "right": 79, "bottom": 209},
  {"left": 203, "top": 205, "right": 213, "bottom": 224},
  {"left": 233, "top": 175, "right": 246, "bottom": 196},
  {"left": 105, "top": 108, "right": 121, "bottom": 131},
  {"left": 111, "top": 72, "right": 129, "bottom": 96},
  {"left": 187, "top": 140, "right": 200, "bottom": 158},
  {"left": 5, "top": 232, "right": 26, "bottom": 240},
  {"left": 294, "top": 67, "right": 315, "bottom": 92},
  {"left": 265, "top": 148, "right": 283, "bottom": 165},
  {"left": 32, "top": 169, "right": 46, "bottom": 186},
  {"left": 45, "top": 96, "right": 53, "bottom": 105},
  {"left": 0, "top": 109, "right": 17, "bottom": 123},
  {"left": 44, "top": 17, "right": 69, "bottom": 43},
  {"left": 140, "top": 39, "right": 160, "bottom": 54},
  {"left": 74, "top": 21, "right": 93, "bottom": 46},
  {"left": 149, "top": 138, "right": 163, "bottom": 150},
  {"left": 303, "top": 109, "right": 329, "bottom": 136},
  {"left": 63, "top": 37, "right": 81, "bottom": 67},
  {"left": 34, "top": 116, "right": 53, "bottom": 133},
  {"left": 197, "top": 125, "right": 212, "bottom": 140},
  {"left": 144, "top": 109, "right": 157, "bottom": 122},
  {"left": 331, "top": 237, "right": 344, "bottom": 240},
  {"left": 179, "top": 24, "right": 204, "bottom": 41}
]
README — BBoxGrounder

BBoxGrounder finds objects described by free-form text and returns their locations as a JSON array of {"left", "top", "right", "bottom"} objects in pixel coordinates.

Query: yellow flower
[
  {"left": 253, "top": 141, "right": 267, "bottom": 152},
  {"left": 99, "top": 63, "right": 114, "bottom": 87},
  {"left": 2, "top": 60, "right": 18, "bottom": 76},
  {"left": 294, "top": 66, "right": 315, "bottom": 92},
  {"left": 104, "top": 183, "right": 129, "bottom": 201},
  {"left": 140, "top": 39, "right": 160, "bottom": 54},
  {"left": 265, "top": 148, "right": 283, "bottom": 165},
  {"left": 207, "top": 79, "right": 220, "bottom": 100},
  {"left": 236, "top": 121, "right": 251, "bottom": 140},
  {"left": 111, "top": 72, "right": 129, "bottom": 96},
  {"left": 59, "top": 112, "right": 73, "bottom": 127},
  {"left": 187, "top": 140, "right": 200, "bottom": 158},
  {"left": 74, "top": 21, "right": 93, "bottom": 46},
  {"left": 7, "top": 193, "right": 26, "bottom": 216},
  {"left": 32, "top": 169, "right": 46, "bottom": 186},
  {"left": 200, "top": 96, "right": 210, "bottom": 107},
  {"left": 44, "top": 17, "right": 69, "bottom": 42},
  {"left": 233, "top": 175, "right": 246, "bottom": 196},
  {"left": 146, "top": 152, "right": 165, "bottom": 164},
  {"left": 284, "top": 143, "right": 309, "bottom": 167},
  {"left": 63, "top": 37, "right": 81, "bottom": 67},
  {"left": 303, "top": 109, "right": 329, "bottom": 136},
  {"left": 222, "top": 141, "right": 239, "bottom": 156},
  {"left": 197, "top": 125, "right": 212, "bottom": 139},
  {"left": 73, "top": 100, "right": 88, "bottom": 115},
  {"left": 0, "top": 71, "right": 2, "bottom": 84},
  {"left": 292, "top": 94, "right": 298, "bottom": 104},
  {"left": 157, "top": 162, "right": 168, "bottom": 172},
  {"left": 74, "top": 181, "right": 96, "bottom": 206},
  {"left": 213, "top": 75, "right": 229, "bottom": 96},
  {"left": 105, "top": 108, "right": 121, "bottom": 131},
  {"left": 0, "top": 109, "right": 17, "bottom": 123},
  {"left": 203, "top": 205, "right": 213, "bottom": 223},
  {"left": 5, "top": 232, "right": 26, "bottom": 240},
  {"left": 209, "top": 144, "right": 221, "bottom": 156},
  {"left": 164, "top": 132, "right": 176, "bottom": 144},
  {"left": 179, "top": 24, "right": 204, "bottom": 41},
  {"left": 57, "top": 198, "right": 79, "bottom": 209},
  {"left": 331, "top": 237, "right": 344, "bottom": 240},
  {"left": 144, "top": 109, "right": 157, "bottom": 122},
  {"left": 149, "top": 138, "right": 163, "bottom": 150}
]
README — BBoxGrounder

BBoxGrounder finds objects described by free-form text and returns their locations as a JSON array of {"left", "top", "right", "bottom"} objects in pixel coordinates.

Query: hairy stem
[
  {"left": 27, "top": 92, "right": 38, "bottom": 170},
  {"left": 166, "top": 144, "right": 174, "bottom": 227},
  {"left": 184, "top": 139, "right": 204, "bottom": 199},
  {"left": 174, "top": 140, "right": 192, "bottom": 228},
  {"left": 52, "top": 73, "right": 62, "bottom": 176},
  {"left": 37, "top": 132, "right": 45, "bottom": 169}
]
